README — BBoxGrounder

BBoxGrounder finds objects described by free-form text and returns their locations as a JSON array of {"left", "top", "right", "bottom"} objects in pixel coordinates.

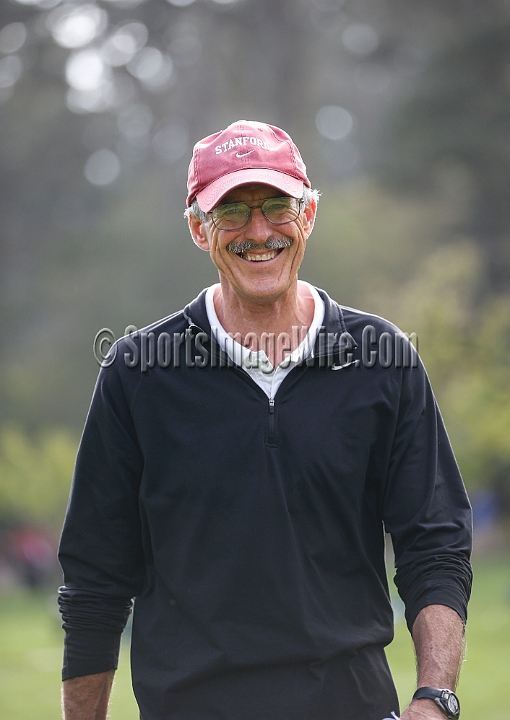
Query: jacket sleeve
[
  {"left": 58, "top": 356, "right": 145, "bottom": 680},
  {"left": 382, "top": 355, "right": 473, "bottom": 632}
]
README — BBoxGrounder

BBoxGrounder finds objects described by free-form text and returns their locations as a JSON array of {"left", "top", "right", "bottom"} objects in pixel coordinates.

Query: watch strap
[
  {"left": 412, "top": 687, "right": 460, "bottom": 719},
  {"left": 413, "top": 686, "right": 442, "bottom": 700}
]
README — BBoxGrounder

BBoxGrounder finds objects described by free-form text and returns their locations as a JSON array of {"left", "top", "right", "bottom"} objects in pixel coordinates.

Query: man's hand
[
  {"left": 400, "top": 698, "right": 447, "bottom": 720},
  {"left": 61, "top": 670, "right": 115, "bottom": 720},
  {"left": 400, "top": 604, "right": 465, "bottom": 720}
]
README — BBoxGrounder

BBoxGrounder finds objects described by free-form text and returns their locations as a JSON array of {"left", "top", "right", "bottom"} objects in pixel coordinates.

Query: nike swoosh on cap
[{"left": 236, "top": 150, "right": 255, "bottom": 158}]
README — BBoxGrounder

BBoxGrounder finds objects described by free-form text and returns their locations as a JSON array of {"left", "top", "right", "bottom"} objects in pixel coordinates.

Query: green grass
[
  {"left": 0, "top": 558, "right": 508, "bottom": 719},
  {"left": 0, "top": 591, "right": 138, "bottom": 720},
  {"left": 386, "top": 557, "right": 510, "bottom": 719}
]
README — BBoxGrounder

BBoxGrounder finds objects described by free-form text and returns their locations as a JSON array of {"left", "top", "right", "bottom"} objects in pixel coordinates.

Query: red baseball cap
[{"left": 186, "top": 120, "right": 311, "bottom": 211}]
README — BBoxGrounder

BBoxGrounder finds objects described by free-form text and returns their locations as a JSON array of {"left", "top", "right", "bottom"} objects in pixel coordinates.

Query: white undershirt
[{"left": 205, "top": 282, "right": 325, "bottom": 399}]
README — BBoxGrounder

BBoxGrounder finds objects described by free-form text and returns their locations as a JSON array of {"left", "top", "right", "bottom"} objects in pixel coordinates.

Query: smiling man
[{"left": 58, "top": 121, "right": 472, "bottom": 720}]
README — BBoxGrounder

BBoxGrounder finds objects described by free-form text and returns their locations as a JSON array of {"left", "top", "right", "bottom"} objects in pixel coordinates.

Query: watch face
[{"left": 444, "top": 691, "right": 460, "bottom": 716}]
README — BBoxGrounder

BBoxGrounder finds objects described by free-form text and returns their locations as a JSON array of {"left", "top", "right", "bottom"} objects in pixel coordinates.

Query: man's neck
[{"left": 213, "top": 280, "right": 315, "bottom": 368}]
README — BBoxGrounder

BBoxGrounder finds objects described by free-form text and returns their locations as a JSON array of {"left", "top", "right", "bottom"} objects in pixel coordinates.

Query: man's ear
[
  {"left": 188, "top": 213, "right": 211, "bottom": 252},
  {"left": 301, "top": 198, "right": 317, "bottom": 238}
]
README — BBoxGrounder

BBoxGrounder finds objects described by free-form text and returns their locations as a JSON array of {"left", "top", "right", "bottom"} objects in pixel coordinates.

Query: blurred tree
[
  {"left": 368, "top": 240, "right": 510, "bottom": 497},
  {"left": 0, "top": 425, "right": 77, "bottom": 528},
  {"left": 302, "top": 179, "right": 466, "bottom": 309},
  {"left": 378, "top": 22, "right": 510, "bottom": 292}
]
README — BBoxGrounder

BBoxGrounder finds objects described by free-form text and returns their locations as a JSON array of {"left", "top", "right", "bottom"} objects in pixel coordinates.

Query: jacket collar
[{"left": 183, "top": 286, "right": 356, "bottom": 359}]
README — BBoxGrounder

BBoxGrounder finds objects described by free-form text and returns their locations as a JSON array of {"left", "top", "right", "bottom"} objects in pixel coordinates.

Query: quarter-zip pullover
[{"left": 58, "top": 288, "right": 472, "bottom": 720}]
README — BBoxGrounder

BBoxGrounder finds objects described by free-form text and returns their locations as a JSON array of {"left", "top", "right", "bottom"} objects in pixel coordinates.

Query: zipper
[{"left": 268, "top": 397, "right": 276, "bottom": 444}]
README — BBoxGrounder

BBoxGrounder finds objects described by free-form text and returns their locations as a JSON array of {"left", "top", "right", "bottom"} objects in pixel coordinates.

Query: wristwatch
[{"left": 412, "top": 687, "right": 460, "bottom": 720}]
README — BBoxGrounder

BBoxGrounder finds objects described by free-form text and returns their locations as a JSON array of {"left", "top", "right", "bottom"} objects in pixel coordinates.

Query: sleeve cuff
[
  {"left": 62, "top": 628, "right": 123, "bottom": 680},
  {"left": 404, "top": 584, "right": 468, "bottom": 633}
]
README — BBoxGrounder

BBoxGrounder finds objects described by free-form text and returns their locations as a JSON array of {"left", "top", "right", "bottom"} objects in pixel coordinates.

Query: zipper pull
[{"left": 267, "top": 397, "right": 276, "bottom": 444}]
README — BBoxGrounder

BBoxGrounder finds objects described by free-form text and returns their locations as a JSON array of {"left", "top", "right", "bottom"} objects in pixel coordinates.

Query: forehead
[{"left": 219, "top": 183, "right": 285, "bottom": 205}]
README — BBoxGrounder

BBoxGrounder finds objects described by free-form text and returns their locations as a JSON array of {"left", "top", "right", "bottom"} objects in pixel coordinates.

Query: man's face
[{"left": 188, "top": 183, "right": 316, "bottom": 305}]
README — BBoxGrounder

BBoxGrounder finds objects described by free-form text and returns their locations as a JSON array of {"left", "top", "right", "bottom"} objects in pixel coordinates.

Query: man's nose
[{"left": 244, "top": 206, "right": 271, "bottom": 241}]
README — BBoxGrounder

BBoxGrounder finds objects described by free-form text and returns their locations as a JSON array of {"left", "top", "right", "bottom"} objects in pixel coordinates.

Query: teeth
[{"left": 244, "top": 250, "right": 278, "bottom": 262}]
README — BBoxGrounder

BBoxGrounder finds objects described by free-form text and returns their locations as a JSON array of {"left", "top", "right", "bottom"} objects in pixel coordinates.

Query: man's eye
[
  {"left": 224, "top": 205, "right": 240, "bottom": 216},
  {"left": 220, "top": 204, "right": 245, "bottom": 217},
  {"left": 266, "top": 199, "right": 290, "bottom": 211}
]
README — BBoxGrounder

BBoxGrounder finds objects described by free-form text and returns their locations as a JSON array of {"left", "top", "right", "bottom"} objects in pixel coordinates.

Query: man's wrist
[
  {"left": 412, "top": 687, "right": 460, "bottom": 720},
  {"left": 410, "top": 697, "right": 449, "bottom": 719}
]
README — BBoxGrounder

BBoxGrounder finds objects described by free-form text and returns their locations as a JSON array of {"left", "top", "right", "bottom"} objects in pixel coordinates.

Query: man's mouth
[
  {"left": 227, "top": 237, "right": 293, "bottom": 262},
  {"left": 242, "top": 249, "right": 279, "bottom": 262}
]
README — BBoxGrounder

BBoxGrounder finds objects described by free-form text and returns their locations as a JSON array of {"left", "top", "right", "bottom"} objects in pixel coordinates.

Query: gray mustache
[{"left": 227, "top": 237, "right": 293, "bottom": 254}]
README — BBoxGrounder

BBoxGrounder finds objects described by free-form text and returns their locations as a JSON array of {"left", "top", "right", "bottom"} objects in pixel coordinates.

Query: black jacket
[{"left": 58, "top": 288, "right": 472, "bottom": 720}]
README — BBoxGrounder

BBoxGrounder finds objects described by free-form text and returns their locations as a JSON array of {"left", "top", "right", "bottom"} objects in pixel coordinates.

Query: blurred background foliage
[
  {"left": 0, "top": 0, "right": 509, "bottom": 542},
  {"left": 0, "top": 425, "right": 76, "bottom": 527}
]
